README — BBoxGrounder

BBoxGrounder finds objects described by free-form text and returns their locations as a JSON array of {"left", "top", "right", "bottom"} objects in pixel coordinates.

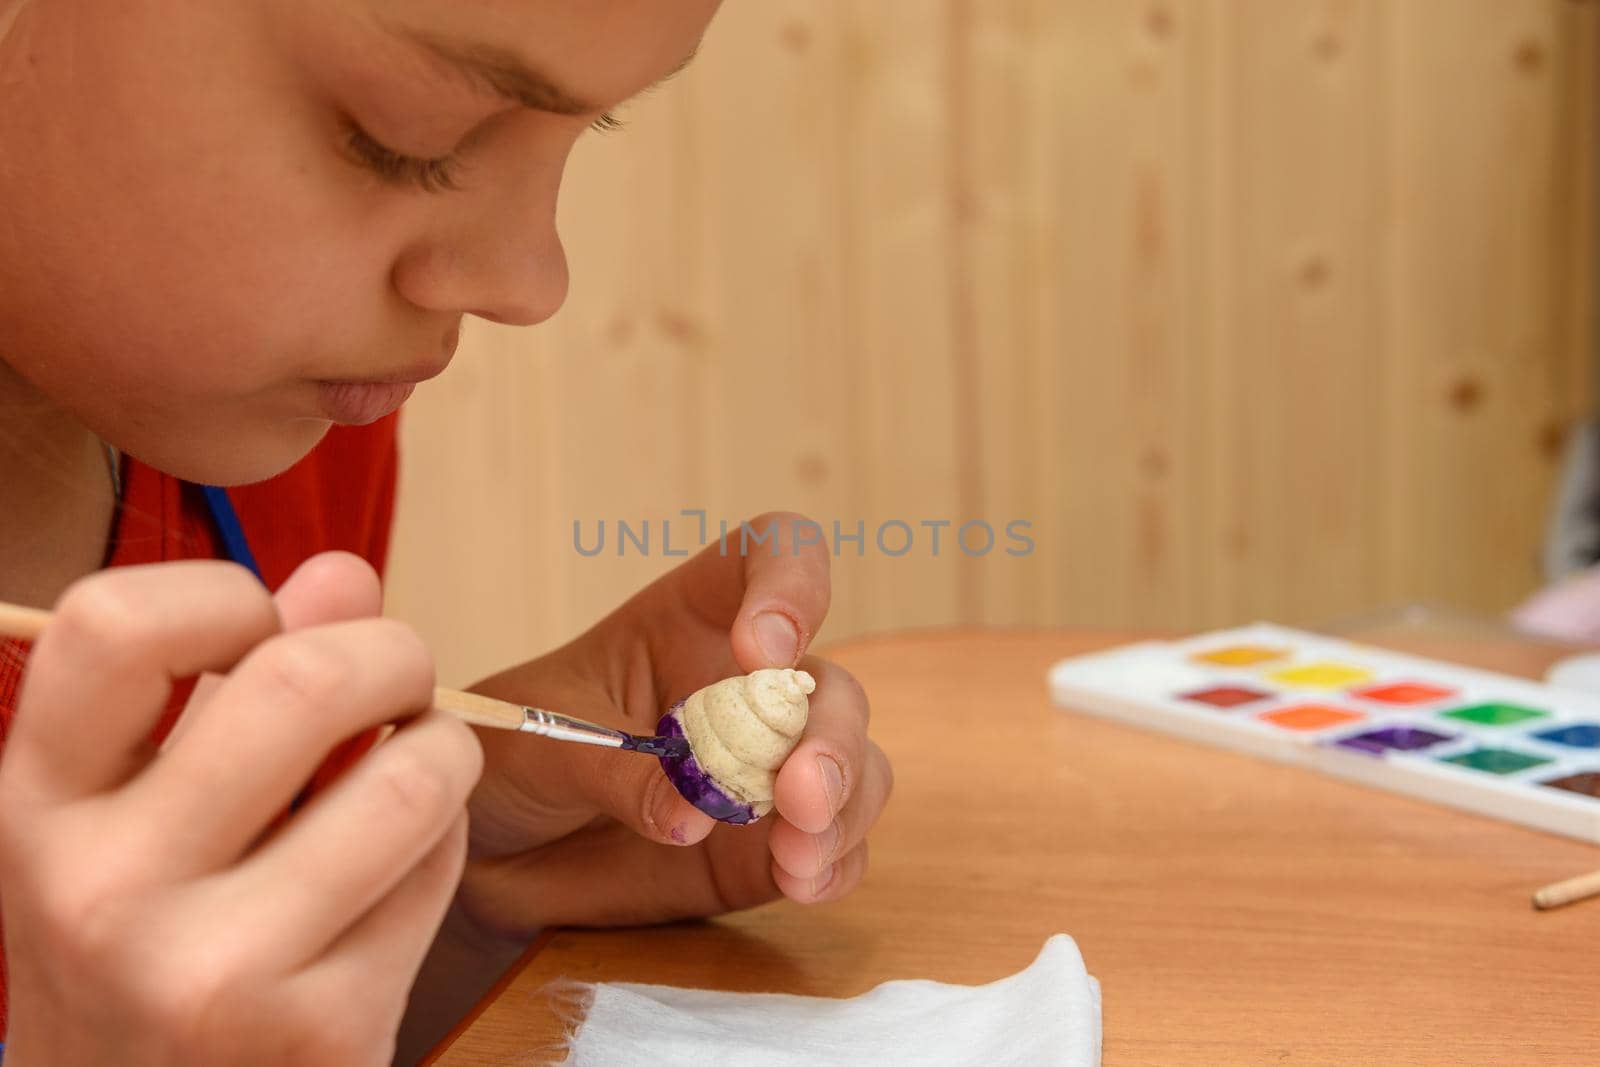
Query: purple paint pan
[{"left": 1335, "top": 725, "right": 1456, "bottom": 757}]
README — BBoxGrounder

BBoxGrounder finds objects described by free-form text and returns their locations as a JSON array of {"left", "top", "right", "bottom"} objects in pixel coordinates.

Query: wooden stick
[
  {"left": 433, "top": 686, "right": 533, "bottom": 731},
  {"left": 1533, "top": 867, "right": 1600, "bottom": 911},
  {"left": 0, "top": 602, "right": 51, "bottom": 641},
  {"left": 0, "top": 599, "right": 531, "bottom": 735}
]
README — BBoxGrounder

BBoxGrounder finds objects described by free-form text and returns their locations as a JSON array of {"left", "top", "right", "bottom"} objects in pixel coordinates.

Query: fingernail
[
  {"left": 813, "top": 821, "right": 840, "bottom": 872},
  {"left": 647, "top": 773, "right": 688, "bottom": 845},
  {"left": 817, "top": 755, "right": 844, "bottom": 817},
  {"left": 754, "top": 612, "right": 800, "bottom": 666}
]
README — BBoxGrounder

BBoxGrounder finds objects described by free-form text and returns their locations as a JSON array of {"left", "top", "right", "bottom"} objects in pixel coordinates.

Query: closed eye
[
  {"left": 343, "top": 122, "right": 463, "bottom": 193},
  {"left": 343, "top": 110, "right": 626, "bottom": 193}
]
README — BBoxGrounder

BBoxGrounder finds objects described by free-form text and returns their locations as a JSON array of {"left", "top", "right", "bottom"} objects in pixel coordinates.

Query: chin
[{"left": 119, "top": 418, "right": 333, "bottom": 487}]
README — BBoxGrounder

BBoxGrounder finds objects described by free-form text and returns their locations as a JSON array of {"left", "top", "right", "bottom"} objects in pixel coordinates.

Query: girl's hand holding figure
[
  {"left": 0, "top": 553, "right": 482, "bottom": 1066},
  {"left": 456, "top": 512, "right": 894, "bottom": 935}
]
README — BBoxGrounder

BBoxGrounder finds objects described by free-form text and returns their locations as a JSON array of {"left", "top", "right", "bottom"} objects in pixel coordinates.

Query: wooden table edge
[{"left": 422, "top": 928, "right": 557, "bottom": 1065}]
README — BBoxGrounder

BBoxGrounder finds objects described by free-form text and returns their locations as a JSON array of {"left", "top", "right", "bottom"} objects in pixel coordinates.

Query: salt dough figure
[{"left": 656, "top": 668, "right": 815, "bottom": 824}]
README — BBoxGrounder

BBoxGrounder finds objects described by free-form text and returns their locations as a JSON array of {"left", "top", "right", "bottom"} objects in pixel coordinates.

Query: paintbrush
[
  {"left": 0, "top": 600, "right": 688, "bottom": 759},
  {"left": 1532, "top": 866, "right": 1600, "bottom": 911}
]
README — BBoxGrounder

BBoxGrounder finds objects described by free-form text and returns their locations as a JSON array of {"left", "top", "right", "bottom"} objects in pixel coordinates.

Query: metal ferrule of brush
[{"left": 519, "top": 707, "right": 629, "bottom": 749}]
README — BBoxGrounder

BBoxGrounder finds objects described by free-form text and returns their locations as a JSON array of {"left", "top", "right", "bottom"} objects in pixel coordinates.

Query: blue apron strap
[
  {"left": 198, "top": 485, "right": 324, "bottom": 810},
  {"left": 199, "top": 485, "right": 264, "bottom": 582}
]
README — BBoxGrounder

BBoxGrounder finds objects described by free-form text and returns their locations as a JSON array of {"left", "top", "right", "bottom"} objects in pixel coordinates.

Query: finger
[
  {"left": 462, "top": 819, "right": 780, "bottom": 934},
  {"left": 287, "top": 811, "right": 468, "bottom": 1022},
  {"left": 272, "top": 551, "right": 384, "bottom": 631},
  {"left": 772, "top": 840, "right": 870, "bottom": 905},
  {"left": 768, "top": 740, "right": 892, "bottom": 881},
  {"left": 772, "top": 658, "right": 870, "bottom": 834},
  {"left": 11, "top": 562, "right": 277, "bottom": 800},
  {"left": 160, "top": 552, "right": 383, "bottom": 752},
  {"left": 122, "top": 618, "right": 439, "bottom": 871},
  {"left": 653, "top": 511, "right": 831, "bottom": 672},
  {"left": 729, "top": 512, "right": 831, "bottom": 670},
  {"left": 213, "top": 710, "right": 481, "bottom": 971}
]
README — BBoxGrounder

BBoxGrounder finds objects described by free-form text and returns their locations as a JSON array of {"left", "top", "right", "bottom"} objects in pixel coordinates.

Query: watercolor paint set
[{"left": 1047, "top": 624, "right": 1600, "bottom": 843}]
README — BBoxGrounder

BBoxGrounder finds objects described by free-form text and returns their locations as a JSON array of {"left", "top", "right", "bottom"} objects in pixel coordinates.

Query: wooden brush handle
[
  {"left": 432, "top": 687, "right": 531, "bottom": 731},
  {"left": 0, "top": 602, "right": 50, "bottom": 641},
  {"left": 0, "top": 599, "right": 539, "bottom": 734}
]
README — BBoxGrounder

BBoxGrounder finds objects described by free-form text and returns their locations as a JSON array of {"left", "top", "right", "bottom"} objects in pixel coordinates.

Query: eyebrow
[{"left": 399, "top": 29, "right": 698, "bottom": 117}]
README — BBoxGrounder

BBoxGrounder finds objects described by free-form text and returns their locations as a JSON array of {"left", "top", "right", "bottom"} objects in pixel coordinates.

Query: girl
[{"left": 0, "top": 1, "right": 893, "bottom": 1063}]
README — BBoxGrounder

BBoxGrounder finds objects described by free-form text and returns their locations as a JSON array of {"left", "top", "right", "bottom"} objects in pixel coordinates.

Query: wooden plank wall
[{"left": 385, "top": 0, "right": 1599, "bottom": 686}]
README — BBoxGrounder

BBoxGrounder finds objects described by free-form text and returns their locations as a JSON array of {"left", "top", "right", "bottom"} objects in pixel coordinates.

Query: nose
[{"left": 392, "top": 184, "right": 571, "bottom": 328}]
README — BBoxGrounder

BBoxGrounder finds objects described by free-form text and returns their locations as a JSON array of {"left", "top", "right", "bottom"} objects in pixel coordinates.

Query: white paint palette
[{"left": 1048, "top": 624, "right": 1600, "bottom": 843}]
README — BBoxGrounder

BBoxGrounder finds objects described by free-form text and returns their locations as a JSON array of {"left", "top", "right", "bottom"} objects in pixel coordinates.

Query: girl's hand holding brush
[{"left": 0, "top": 553, "right": 480, "bottom": 1065}]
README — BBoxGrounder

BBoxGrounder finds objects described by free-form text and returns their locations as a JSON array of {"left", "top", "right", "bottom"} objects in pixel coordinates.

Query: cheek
[{"left": 0, "top": 1, "right": 407, "bottom": 479}]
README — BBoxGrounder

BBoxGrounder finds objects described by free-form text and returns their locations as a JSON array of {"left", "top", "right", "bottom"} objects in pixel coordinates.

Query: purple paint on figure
[{"left": 655, "top": 706, "right": 761, "bottom": 825}]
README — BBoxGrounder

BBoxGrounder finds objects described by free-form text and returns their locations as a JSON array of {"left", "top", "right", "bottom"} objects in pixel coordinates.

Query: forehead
[{"left": 370, "top": 0, "right": 721, "bottom": 105}]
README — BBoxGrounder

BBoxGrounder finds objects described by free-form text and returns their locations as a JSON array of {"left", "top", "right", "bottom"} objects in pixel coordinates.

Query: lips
[
  {"left": 316, "top": 380, "right": 417, "bottom": 425},
  {"left": 314, "top": 324, "right": 460, "bottom": 425}
]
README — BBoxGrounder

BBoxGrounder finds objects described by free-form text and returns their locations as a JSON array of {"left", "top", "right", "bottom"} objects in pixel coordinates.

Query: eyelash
[
  {"left": 344, "top": 124, "right": 462, "bottom": 192},
  {"left": 344, "top": 111, "right": 626, "bottom": 194}
]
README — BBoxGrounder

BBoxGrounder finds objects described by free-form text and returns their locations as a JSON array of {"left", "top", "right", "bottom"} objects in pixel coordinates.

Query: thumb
[{"left": 487, "top": 725, "right": 718, "bottom": 848}]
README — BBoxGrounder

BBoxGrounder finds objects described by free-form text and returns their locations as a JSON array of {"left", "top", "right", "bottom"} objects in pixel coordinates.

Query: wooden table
[{"left": 427, "top": 628, "right": 1600, "bottom": 1065}]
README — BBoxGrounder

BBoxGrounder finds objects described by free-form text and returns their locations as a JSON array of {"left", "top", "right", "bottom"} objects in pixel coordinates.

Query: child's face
[{"left": 0, "top": 0, "right": 719, "bottom": 484}]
